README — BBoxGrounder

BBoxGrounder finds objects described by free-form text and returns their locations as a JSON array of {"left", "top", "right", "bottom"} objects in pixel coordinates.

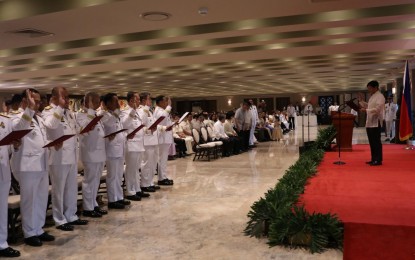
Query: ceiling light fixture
[{"left": 141, "top": 11, "right": 171, "bottom": 21}]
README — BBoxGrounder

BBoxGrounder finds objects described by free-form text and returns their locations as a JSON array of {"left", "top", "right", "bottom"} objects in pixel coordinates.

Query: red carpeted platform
[{"left": 300, "top": 144, "right": 415, "bottom": 260}]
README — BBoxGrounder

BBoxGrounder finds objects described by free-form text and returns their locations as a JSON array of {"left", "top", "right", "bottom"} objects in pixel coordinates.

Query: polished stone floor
[{"left": 12, "top": 126, "right": 379, "bottom": 260}]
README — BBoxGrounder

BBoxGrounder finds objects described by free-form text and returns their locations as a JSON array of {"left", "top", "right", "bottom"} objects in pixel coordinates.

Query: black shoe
[
  {"left": 108, "top": 202, "right": 125, "bottom": 209},
  {"left": 56, "top": 223, "right": 74, "bottom": 231},
  {"left": 158, "top": 179, "right": 174, "bottom": 186},
  {"left": 69, "top": 219, "right": 88, "bottom": 225},
  {"left": 141, "top": 186, "right": 156, "bottom": 192},
  {"left": 370, "top": 161, "right": 382, "bottom": 166},
  {"left": 125, "top": 194, "right": 141, "bottom": 201},
  {"left": 38, "top": 232, "right": 55, "bottom": 242},
  {"left": 24, "top": 236, "right": 42, "bottom": 247},
  {"left": 94, "top": 207, "right": 108, "bottom": 215},
  {"left": 136, "top": 191, "right": 150, "bottom": 198},
  {"left": 152, "top": 185, "right": 161, "bottom": 190},
  {"left": 117, "top": 199, "right": 131, "bottom": 206},
  {"left": 83, "top": 210, "right": 102, "bottom": 218},
  {"left": 365, "top": 161, "right": 373, "bottom": 164},
  {"left": 0, "top": 247, "right": 21, "bottom": 257}
]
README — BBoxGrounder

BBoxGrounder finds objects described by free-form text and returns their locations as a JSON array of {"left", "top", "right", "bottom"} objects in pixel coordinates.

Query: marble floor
[{"left": 12, "top": 126, "right": 378, "bottom": 260}]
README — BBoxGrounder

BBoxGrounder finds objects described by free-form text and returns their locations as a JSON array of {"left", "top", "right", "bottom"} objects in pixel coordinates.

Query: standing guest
[
  {"left": 0, "top": 114, "right": 21, "bottom": 257},
  {"left": 359, "top": 80, "right": 385, "bottom": 166},
  {"left": 287, "top": 104, "right": 296, "bottom": 130},
  {"left": 153, "top": 96, "right": 174, "bottom": 186},
  {"left": 305, "top": 102, "right": 314, "bottom": 115},
  {"left": 42, "top": 87, "right": 88, "bottom": 231},
  {"left": 384, "top": 97, "right": 398, "bottom": 141},
  {"left": 77, "top": 92, "right": 108, "bottom": 218},
  {"left": 138, "top": 92, "right": 160, "bottom": 192},
  {"left": 120, "top": 92, "right": 149, "bottom": 201},
  {"left": 99, "top": 93, "right": 130, "bottom": 209},
  {"left": 11, "top": 89, "right": 55, "bottom": 247},
  {"left": 248, "top": 99, "right": 259, "bottom": 147},
  {"left": 234, "top": 101, "right": 251, "bottom": 151}
]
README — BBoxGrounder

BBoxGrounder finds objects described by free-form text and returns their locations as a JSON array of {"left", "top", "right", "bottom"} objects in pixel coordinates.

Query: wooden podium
[{"left": 331, "top": 111, "right": 355, "bottom": 151}]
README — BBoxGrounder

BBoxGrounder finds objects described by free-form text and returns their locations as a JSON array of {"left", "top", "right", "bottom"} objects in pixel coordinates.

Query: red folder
[
  {"left": 0, "top": 129, "right": 32, "bottom": 146},
  {"left": 43, "top": 134, "right": 75, "bottom": 148},
  {"left": 127, "top": 125, "right": 145, "bottom": 139},
  {"left": 149, "top": 116, "right": 165, "bottom": 130},
  {"left": 104, "top": 129, "right": 127, "bottom": 138},
  {"left": 80, "top": 115, "right": 103, "bottom": 134}
]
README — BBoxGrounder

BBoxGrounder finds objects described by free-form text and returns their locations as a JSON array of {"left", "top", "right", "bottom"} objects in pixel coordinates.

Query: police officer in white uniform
[
  {"left": 138, "top": 92, "right": 160, "bottom": 192},
  {"left": 248, "top": 99, "right": 259, "bottom": 146},
  {"left": 98, "top": 93, "right": 130, "bottom": 209},
  {"left": 153, "top": 95, "right": 174, "bottom": 186},
  {"left": 0, "top": 114, "right": 21, "bottom": 257},
  {"left": 120, "top": 92, "right": 149, "bottom": 201},
  {"left": 11, "top": 89, "right": 55, "bottom": 247},
  {"left": 76, "top": 92, "right": 108, "bottom": 218},
  {"left": 42, "top": 87, "right": 88, "bottom": 231}
]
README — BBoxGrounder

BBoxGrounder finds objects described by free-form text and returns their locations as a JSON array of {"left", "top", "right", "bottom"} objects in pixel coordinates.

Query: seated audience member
[
  {"left": 213, "top": 114, "right": 235, "bottom": 157},
  {"left": 224, "top": 112, "right": 242, "bottom": 154},
  {"left": 191, "top": 114, "right": 205, "bottom": 132},
  {"left": 172, "top": 114, "right": 192, "bottom": 157}
]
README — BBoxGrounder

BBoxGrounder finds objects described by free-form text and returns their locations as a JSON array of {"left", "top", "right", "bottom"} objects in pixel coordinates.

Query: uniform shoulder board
[
  {"left": 44, "top": 106, "right": 52, "bottom": 110},
  {"left": 79, "top": 108, "right": 87, "bottom": 113},
  {"left": 121, "top": 107, "right": 128, "bottom": 111},
  {"left": 0, "top": 112, "right": 10, "bottom": 118},
  {"left": 9, "top": 110, "right": 20, "bottom": 115}
]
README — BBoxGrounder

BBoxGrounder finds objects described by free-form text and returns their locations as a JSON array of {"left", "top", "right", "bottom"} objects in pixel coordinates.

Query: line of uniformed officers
[{"left": 0, "top": 87, "right": 175, "bottom": 257}]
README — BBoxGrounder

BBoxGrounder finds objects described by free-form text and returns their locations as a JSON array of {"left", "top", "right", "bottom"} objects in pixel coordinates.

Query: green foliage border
[{"left": 244, "top": 126, "right": 343, "bottom": 253}]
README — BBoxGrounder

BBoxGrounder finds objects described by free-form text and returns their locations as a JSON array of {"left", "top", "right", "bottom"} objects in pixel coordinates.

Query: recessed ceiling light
[{"left": 140, "top": 12, "right": 171, "bottom": 21}]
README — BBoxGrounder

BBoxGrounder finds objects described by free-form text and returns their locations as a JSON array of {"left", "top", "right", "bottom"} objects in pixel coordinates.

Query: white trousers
[
  {"left": 141, "top": 145, "right": 157, "bottom": 187},
  {"left": 184, "top": 136, "right": 194, "bottom": 154},
  {"left": 82, "top": 162, "right": 104, "bottom": 211},
  {"left": 49, "top": 164, "right": 79, "bottom": 226},
  {"left": 125, "top": 151, "right": 143, "bottom": 196},
  {"left": 18, "top": 171, "right": 48, "bottom": 238},
  {"left": 385, "top": 120, "right": 395, "bottom": 138},
  {"left": 0, "top": 178, "right": 10, "bottom": 249},
  {"left": 106, "top": 157, "right": 124, "bottom": 203},
  {"left": 158, "top": 144, "right": 171, "bottom": 181},
  {"left": 249, "top": 123, "right": 257, "bottom": 145}
]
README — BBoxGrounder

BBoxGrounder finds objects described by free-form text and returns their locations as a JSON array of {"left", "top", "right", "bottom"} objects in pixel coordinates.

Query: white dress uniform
[
  {"left": 120, "top": 105, "right": 145, "bottom": 196},
  {"left": 98, "top": 109, "right": 126, "bottom": 203},
  {"left": 178, "top": 121, "right": 194, "bottom": 154},
  {"left": 76, "top": 108, "right": 106, "bottom": 211},
  {"left": 138, "top": 105, "right": 159, "bottom": 188},
  {"left": 0, "top": 115, "right": 13, "bottom": 250},
  {"left": 384, "top": 102, "right": 398, "bottom": 138},
  {"left": 153, "top": 106, "right": 173, "bottom": 181},
  {"left": 249, "top": 105, "right": 259, "bottom": 145},
  {"left": 41, "top": 104, "right": 79, "bottom": 226},
  {"left": 10, "top": 108, "right": 49, "bottom": 238}
]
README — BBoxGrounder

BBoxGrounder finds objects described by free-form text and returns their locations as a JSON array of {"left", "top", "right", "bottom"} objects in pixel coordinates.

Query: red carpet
[{"left": 300, "top": 144, "right": 415, "bottom": 260}]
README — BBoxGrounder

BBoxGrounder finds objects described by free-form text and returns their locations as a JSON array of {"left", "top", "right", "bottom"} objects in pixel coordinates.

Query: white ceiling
[{"left": 1, "top": 0, "right": 415, "bottom": 97}]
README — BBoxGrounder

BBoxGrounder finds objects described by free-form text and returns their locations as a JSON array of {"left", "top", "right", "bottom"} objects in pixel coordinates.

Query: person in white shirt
[
  {"left": 153, "top": 95, "right": 174, "bottom": 186},
  {"left": 328, "top": 102, "right": 339, "bottom": 115},
  {"left": 120, "top": 92, "right": 150, "bottom": 201},
  {"left": 384, "top": 97, "right": 398, "bottom": 141},
  {"left": 0, "top": 114, "right": 21, "bottom": 257},
  {"left": 42, "top": 87, "right": 88, "bottom": 231},
  {"left": 76, "top": 92, "right": 108, "bottom": 218},
  {"left": 99, "top": 93, "right": 130, "bottom": 209},
  {"left": 304, "top": 102, "right": 313, "bottom": 115},
  {"left": 248, "top": 99, "right": 259, "bottom": 146},
  {"left": 138, "top": 92, "right": 160, "bottom": 192},
  {"left": 213, "top": 114, "right": 234, "bottom": 157},
  {"left": 11, "top": 89, "right": 55, "bottom": 247},
  {"left": 286, "top": 104, "right": 296, "bottom": 130},
  {"left": 359, "top": 80, "right": 385, "bottom": 166}
]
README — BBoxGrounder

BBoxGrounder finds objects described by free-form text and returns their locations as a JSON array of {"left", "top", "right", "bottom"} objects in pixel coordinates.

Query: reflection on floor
[{"left": 13, "top": 126, "right": 379, "bottom": 260}]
